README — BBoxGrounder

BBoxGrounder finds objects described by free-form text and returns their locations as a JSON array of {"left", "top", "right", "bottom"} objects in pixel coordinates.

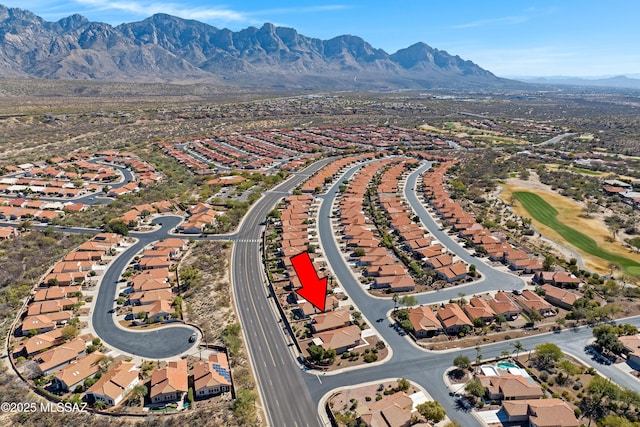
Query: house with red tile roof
[
  {"left": 488, "top": 292, "right": 522, "bottom": 320},
  {"left": 373, "top": 275, "right": 416, "bottom": 292},
  {"left": 533, "top": 271, "right": 582, "bottom": 288},
  {"left": 464, "top": 297, "right": 496, "bottom": 324},
  {"left": 408, "top": 306, "right": 442, "bottom": 338},
  {"left": 513, "top": 290, "right": 556, "bottom": 317},
  {"left": 132, "top": 299, "right": 174, "bottom": 322},
  {"left": 85, "top": 361, "right": 139, "bottom": 407},
  {"left": 435, "top": 262, "right": 467, "bottom": 282},
  {"left": 27, "top": 298, "right": 77, "bottom": 316},
  {"left": 356, "top": 391, "right": 414, "bottom": 427},
  {"left": 499, "top": 399, "right": 579, "bottom": 427},
  {"left": 33, "top": 286, "right": 81, "bottom": 302},
  {"left": 479, "top": 373, "right": 543, "bottom": 401},
  {"left": 312, "top": 324, "right": 362, "bottom": 354},
  {"left": 540, "top": 284, "right": 581, "bottom": 310},
  {"left": 21, "top": 312, "right": 72, "bottom": 336},
  {"left": 437, "top": 303, "right": 473, "bottom": 335},
  {"left": 193, "top": 353, "right": 232, "bottom": 398},
  {"left": 19, "top": 329, "right": 65, "bottom": 356},
  {"left": 35, "top": 337, "right": 86, "bottom": 375},
  {"left": 310, "top": 309, "right": 352, "bottom": 333},
  {"left": 150, "top": 360, "right": 188, "bottom": 403},
  {"left": 0, "top": 225, "right": 18, "bottom": 239},
  {"left": 53, "top": 351, "right": 104, "bottom": 392}
]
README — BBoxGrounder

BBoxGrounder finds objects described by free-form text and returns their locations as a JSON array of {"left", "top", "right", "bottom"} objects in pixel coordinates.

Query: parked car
[{"left": 189, "top": 333, "right": 197, "bottom": 343}]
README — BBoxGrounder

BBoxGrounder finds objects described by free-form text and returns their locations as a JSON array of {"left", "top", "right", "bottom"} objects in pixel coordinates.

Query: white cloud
[
  {"left": 451, "top": 15, "right": 528, "bottom": 29},
  {"left": 250, "top": 5, "right": 350, "bottom": 16},
  {"left": 74, "top": 0, "right": 249, "bottom": 23}
]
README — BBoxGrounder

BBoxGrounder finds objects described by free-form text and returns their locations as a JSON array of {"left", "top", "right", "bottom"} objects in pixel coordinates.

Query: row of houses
[
  {"left": 421, "top": 160, "right": 545, "bottom": 273},
  {"left": 274, "top": 175, "right": 365, "bottom": 357},
  {"left": 42, "top": 233, "right": 127, "bottom": 287},
  {"left": 1, "top": 198, "right": 84, "bottom": 213},
  {"left": 337, "top": 159, "right": 417, "bottom": 293},
  {"left": 375, "top": 159, "right": 468, "bottom": 283},
  {"left": 145, "top": 356, "right": 231, "bottom": 405},
  {"left": 300, "top": 153, "right": 377, "bottom": 194},
  {"left": 156, "top": 142, "right": 213, "bottom": 175},
  {"left": 127, "top": 238, "right": 189, "bottom": 322},
  {"left": 407, "top": 289, "right": 567, "bottom": 338},
  {"left": 0, "top": 204, "right": 62, "bottom": 223}
]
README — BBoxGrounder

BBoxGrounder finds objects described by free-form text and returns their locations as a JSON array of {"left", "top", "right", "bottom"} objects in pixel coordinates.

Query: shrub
[{"left": 363, "top": 353, "right": 378, "bottom": 363}]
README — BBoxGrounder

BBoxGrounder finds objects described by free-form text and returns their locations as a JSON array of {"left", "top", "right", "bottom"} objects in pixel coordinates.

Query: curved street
[
  {"left": 91, "top": 215, "right": 200, "bottom": 359},
  {"left": 8, "top": 155, "right": 638, "bottom": 425}
]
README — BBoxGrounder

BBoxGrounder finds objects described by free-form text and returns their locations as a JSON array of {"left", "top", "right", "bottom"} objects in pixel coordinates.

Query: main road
[{"left": 230, "top": 157, "right": 336, "bottom": 427}]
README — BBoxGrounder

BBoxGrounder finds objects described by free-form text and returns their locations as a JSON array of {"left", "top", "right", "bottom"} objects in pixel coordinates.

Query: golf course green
[{"left": 514, "top": 191, "right": 640, "bottom": 277}]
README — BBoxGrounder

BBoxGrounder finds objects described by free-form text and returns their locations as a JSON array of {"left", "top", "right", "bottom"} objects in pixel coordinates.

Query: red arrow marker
[{"left": 290, "top": 251, "right": 328, "bottom": 312}]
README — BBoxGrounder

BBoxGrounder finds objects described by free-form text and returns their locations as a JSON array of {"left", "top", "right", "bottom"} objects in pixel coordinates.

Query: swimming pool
[{"left": 497, "top": 362, "right": 518, "bottom": 369}]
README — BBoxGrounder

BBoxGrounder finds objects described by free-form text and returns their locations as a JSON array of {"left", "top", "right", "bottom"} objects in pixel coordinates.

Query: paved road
[
  {"left": 231, "top": 157, "right": 335, "bottom": 427},
  {"left": 533, "top": 132, "right": 575, "bottom": 147},
  {"left": 91, "top": 215, "right": 199, "bottom": 359},
  {"left": 306, "top": 159, "right": 640, "bottom": 426},
  {"left": 404, "top": 162, "right": 526, "bottom": 305}
]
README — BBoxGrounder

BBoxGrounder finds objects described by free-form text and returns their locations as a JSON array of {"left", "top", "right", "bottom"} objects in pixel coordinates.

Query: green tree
[
  {"left": 593, "top": 324, "right": 625, "bottom": 354},
  {"left": 187, "top": 387, "right": 194, "bottom": 407},
  {"left": 399, "top": 295, "right": 417, "bottom": 308},
  {"left": 233, "top": 389, "right": 258, "bottom": 425},
  {"left": 397, "top": 378, "right": 410, "bottom": 392},
  {"left": 580, "top": 377, "right": 620, "bottom": 425},
  {"left": 464, "top": 378, "right": 485, "bottom": 399},
  {"left": 130, "top": 384, "right": 147, "bottom": 406},
  {"left": 528, "top": 309, "right": 543, "bottom": 324},
  {"left": 453, "top": 355, "right": 471, "bottom": 371},
  {"left": 599, "top": 415, "right": 636, "bottom": 427},
  {"left": 533, "top": 343, "right": 563, "bottom": 370},
  {"left": 61, "top": 324, "right": 79, "bottom": 341},
  {"left": 625, "top": 237, "right": 640, "bottom": 253},
  {"left": 417, "top": 401, "right": 446, "bottom": 423},
  {"left": 104, "top": 219, "right": 129, "bottom": 236},
  {"left": 353, "top": 247, "right": 366, "bottom": 257},
  {"left": 543, "top": 255, "right": 555, "bottom": 271},
  {"left": 179, "top": 266, "right": 200, "bottom": 290},
  {"left": 307, "top": 345, "right": 326, "bottom": 362}
]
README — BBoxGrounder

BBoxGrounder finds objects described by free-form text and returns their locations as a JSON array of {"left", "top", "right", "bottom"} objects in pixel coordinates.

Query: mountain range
[
  {"left": 514, "top": 75, "right": 640, "bottom": 90},
  {"left": 0, "top": 4, "right": 513, "bottom": 90}
]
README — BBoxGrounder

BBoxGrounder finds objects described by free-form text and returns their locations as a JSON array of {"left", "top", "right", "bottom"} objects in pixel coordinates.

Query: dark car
[{"left": 189, "top": 333, "right": 197, "bottom": 343}]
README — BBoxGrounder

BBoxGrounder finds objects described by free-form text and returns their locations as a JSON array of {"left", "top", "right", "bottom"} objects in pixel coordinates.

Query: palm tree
[
  {"left": 474, "top": 345, "right": 483, "bottom": 373},
  {"left": 130, "top": 384, "right": 148, "bottom": 407},
  {"left": 512, "top": 341, "right": 525, "bottom": 360}
]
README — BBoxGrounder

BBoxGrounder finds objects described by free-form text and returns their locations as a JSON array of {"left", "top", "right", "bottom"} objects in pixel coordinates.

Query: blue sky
[{"left": 3, "top": 0, "right": 639, "bottom": 77}]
